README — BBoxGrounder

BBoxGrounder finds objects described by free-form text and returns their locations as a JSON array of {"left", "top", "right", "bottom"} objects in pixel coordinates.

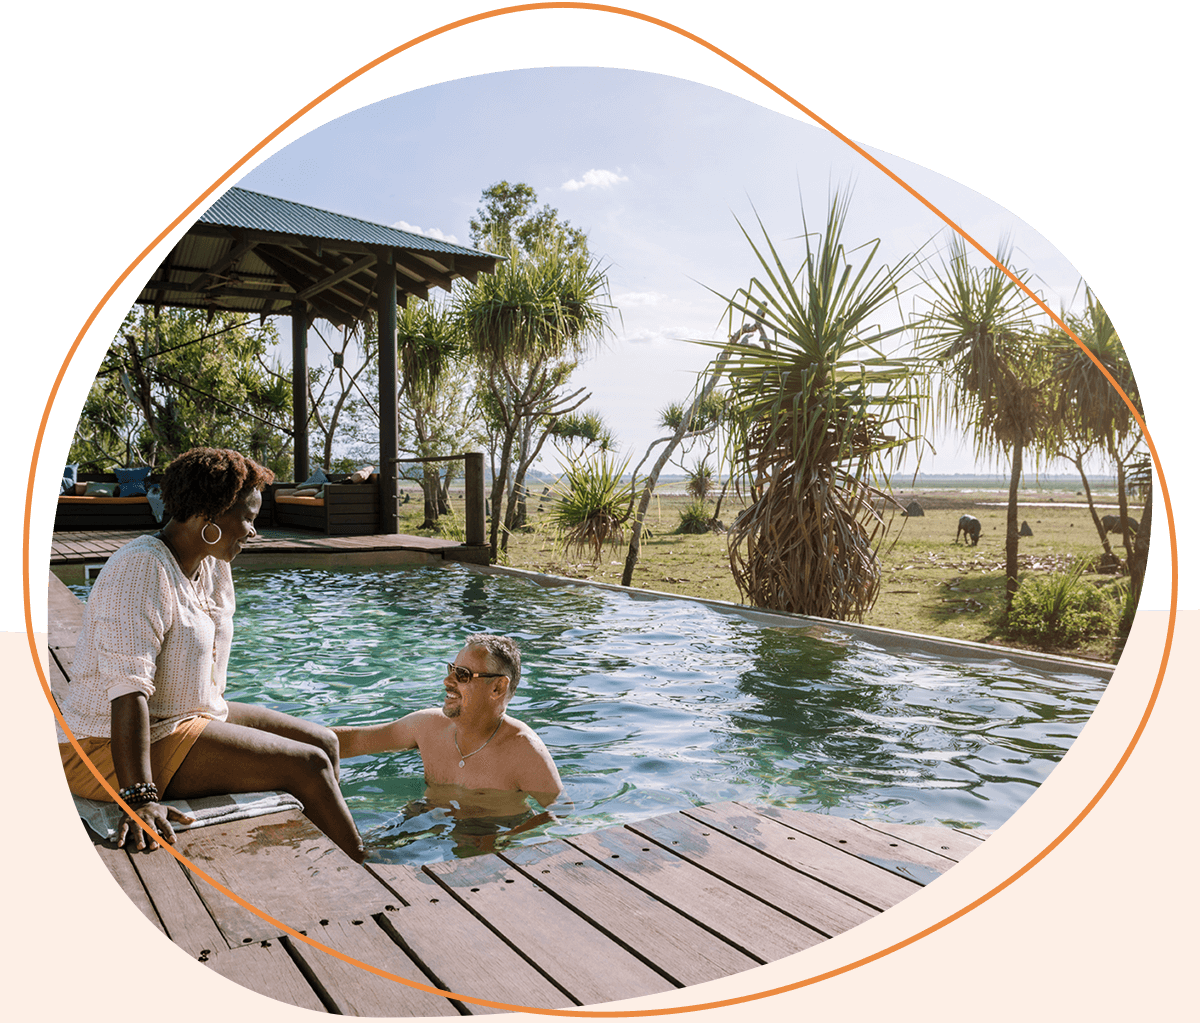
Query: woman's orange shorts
[{"left": 59, "top": 716, "right": 210, "bottom": 801}]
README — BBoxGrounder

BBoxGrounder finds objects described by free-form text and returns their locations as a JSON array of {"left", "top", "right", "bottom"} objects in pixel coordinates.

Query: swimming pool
[{"left": 210, "top": 562, "right": 1107, "bottom": 864}]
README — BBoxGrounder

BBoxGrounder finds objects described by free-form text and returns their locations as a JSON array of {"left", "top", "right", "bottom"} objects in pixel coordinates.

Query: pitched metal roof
[{"left": 138, "top": 187, "right": 500, "bottom": 327}]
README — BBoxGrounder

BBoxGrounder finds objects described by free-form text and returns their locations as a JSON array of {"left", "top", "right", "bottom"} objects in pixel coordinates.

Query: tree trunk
[
  {"left": 1073, "top": 452, "right": 1118, "bottom": 563},
  {"left": 1129, "top": 476, "right": 1151, "bottom": 605},
  {"left": 1004, "top": 438, "right": 1023, "bottom": 612},
  {"left": 420, "top": 463, "right": 439, "bottom": 529},
  {"left": 1116, "top": 459, "right": 1134, "bottom": 563},
  {"left": 621, "top": 334, "right": 745, "bottom": 587}
]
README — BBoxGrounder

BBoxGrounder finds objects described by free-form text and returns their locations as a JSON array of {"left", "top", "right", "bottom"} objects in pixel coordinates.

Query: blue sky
[{"left": 241, "top": 66, "right": 1091, "bottom": 477}]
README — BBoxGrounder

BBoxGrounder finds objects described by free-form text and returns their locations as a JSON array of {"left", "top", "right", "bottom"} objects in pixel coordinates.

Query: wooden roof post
[
  {"left": 377, "top": 257, "right": 399, "bottom": 533},
  {"left": 291, "top": 302, "right": 309, "bottom": 483}
]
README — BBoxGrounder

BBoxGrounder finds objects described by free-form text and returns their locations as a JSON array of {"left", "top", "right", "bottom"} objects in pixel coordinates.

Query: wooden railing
[{"left": 394, "top": 451, "right": 486, "bottom": 548}]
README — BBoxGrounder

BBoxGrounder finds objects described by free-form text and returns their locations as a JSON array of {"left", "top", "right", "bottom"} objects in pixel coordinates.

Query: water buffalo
[
  {"left": 1101, "top": 514, "right": 1139, "bottom": 535},
  {"left": 956, "top": 514, "right": 981, "bottom": 546}
]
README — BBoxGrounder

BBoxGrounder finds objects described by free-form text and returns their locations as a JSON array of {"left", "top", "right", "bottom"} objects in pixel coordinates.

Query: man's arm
[
  {"left": 333, "top": 709, "right": 436, "bottom": 759},
  {"left": 513, "top": 729, "right": 563, "bottom": 807}
]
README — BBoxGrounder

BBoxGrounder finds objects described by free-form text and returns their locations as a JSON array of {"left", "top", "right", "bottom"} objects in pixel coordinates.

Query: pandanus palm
[
  {"left": 1048, "top": 288, "right": 1146, "bottom": 579},
  {"left": 396, "top": 300, "right": 461, "bottom": 528},
  {"left": 913, "top": 236, "right": 1048, "bottom": 611},
  {"left": 711, "top": 195, "right": 924, "bottom": 620},
  {"left": 456, "top": 236, "right": 611, "bottom": 560}
]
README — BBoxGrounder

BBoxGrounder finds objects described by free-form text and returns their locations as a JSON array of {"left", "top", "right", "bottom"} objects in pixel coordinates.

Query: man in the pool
[{"left": 333, "top": 634, "right": 563, "bottom": 809}]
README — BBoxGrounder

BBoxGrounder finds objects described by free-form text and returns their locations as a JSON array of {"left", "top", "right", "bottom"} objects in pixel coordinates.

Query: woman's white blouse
[{"left": 56, "top": 535, "right": 234, "bottom": 744}]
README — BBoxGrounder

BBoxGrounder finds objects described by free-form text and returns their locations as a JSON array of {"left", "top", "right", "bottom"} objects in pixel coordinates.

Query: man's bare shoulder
[{"left": 498, "top": 715, "right": 562, "bottom": 799}]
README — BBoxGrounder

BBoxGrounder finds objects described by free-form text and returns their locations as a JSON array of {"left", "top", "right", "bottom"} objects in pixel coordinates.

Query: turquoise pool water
[{"left": 70, "top": 563, "right": 1108, "bottom": 864}]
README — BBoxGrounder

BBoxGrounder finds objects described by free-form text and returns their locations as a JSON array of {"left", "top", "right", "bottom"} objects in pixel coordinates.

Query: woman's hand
[{"left": 116, "top": 802, "right": 195, "bottom": 852}]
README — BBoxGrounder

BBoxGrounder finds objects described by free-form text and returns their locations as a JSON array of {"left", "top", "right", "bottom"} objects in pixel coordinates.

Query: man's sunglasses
[{"left": 446, "top": 663, "right": 507, "bottom": 683}]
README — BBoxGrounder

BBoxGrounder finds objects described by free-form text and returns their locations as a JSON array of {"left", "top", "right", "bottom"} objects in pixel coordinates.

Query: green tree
[
  {"left": 395, "top": 299, "right": 483, "bottom": 529},
  {"left": 70, "top": 308, "right": 291, "bottom": 474},
  {"left": 470, "top": 180, "right": 589, "bottom": 257},
  {"left": 710, "top": 195, "right": 925, "bottom": 619},
  {"left": 306, "top": 320, "right": 379, "bottom": 475},
  {"left": 457, "top": 231, "right": 611, "bottom": 561},
  {"left": 913, "top": 236, "right": 1050, "bottom": 612},
  {"left": 1047, "top": 287, "right": 1147, "bottom": 584}
]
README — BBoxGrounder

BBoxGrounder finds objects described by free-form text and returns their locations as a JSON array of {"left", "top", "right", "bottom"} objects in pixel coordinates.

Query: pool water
[{"left": 70, "top": 563, "right": 1108, "bottom": 865}]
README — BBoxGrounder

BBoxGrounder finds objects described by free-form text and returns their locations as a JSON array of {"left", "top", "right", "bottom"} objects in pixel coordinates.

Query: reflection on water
[
  {"left": 71, "top": 563, "right": 1109, "bottom": 865},
  {"left": 363, "top": 785, "right": 557, "bottom": 865}
]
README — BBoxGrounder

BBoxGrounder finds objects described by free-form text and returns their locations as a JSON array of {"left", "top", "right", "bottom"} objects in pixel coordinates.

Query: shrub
[
  {"left": 548, "top": 452, "right": 633, "bottom": 561},
  {"left": 677, "top": 499, "right": 713, "bottom": 534},
  {"left": 1006, "top": 566, "right": 1118, "bottom": 649},
  {"left": 685, "top": 459, "right": 715, "bottom": 501}
]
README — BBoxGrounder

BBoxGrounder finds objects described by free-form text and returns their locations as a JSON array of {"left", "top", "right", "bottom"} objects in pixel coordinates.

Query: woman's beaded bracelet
[{"left": 118, "top": 781, "right": 159, "bottom": 808}]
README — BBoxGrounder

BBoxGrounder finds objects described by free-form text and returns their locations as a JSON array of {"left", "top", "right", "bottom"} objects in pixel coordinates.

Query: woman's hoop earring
[{"left": 201, "top": 521, "right": 223, "bottom": 545}]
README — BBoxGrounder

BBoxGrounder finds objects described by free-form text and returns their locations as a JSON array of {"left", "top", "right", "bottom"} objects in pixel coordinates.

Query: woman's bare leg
[
  {"left": 164, "top": 717, "right": 364, "bottom": 862},
  {"left": 224, "top": 701, "right": 342, "bottom": 780}
]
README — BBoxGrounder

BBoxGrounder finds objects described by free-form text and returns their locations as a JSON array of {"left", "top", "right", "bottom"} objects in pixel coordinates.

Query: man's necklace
[{"left": 454, "top": 716, "right": 504, "bottom": 768}]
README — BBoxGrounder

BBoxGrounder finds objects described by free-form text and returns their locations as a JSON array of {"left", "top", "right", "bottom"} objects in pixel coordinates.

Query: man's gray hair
[{"left": 465, "top": 633, "right": 521, "bottom": 694}]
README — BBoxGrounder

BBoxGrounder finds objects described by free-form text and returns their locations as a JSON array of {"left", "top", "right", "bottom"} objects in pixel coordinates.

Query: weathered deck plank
[
  {"left": 854, "top": 818, "right": 987, "bottom": 861},
  {"left": 499, "top": 838, "right": 761, "bottom": 986},
  {"left": 565, "top": 826, "right": 829, "bottom": 961},
  {"left": 628, "top": 810, "right": 876, "bottom": 937},
  {"left": 423, "top": 853, "right": 676, "bottom": 1004},
  {"left": 170, "top": 814, "right": 398, "bottom": 946},
  {"left": 92, "top": 841, "right": 165, "bottom": 935},
  {"left": 282, "top": 917, "right": 460, "bottom": 1017},
  {"left": 367, "top": 866, "right": 574, "bottom": 1012},
  {"left": 128, "top": 842, "right": 230, "bottom": 956},
  {"left": 687, "top": 802, "right": 923, "bottom": 910},
  {"left": 202, "top": 941, "right": 329, "bottom": 1012}
]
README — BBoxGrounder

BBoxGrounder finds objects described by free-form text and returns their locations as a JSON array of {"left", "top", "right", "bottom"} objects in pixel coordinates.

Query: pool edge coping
[{"left": 458, "top": 562, "right": 1116, "bottom": 681}]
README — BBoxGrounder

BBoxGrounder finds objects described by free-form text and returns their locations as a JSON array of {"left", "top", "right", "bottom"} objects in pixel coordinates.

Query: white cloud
[
  {"left": 616, "top": 291, "right": 667, "bottom": 307},
  {"left": 391, "top": 220, "right": 459, "bottom": 244},
  {"left": 561, "top": 168, "right": 629, "bottom": 192}
]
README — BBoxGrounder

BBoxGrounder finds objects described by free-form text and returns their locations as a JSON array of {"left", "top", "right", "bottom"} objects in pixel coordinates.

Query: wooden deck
[
  {"left": 48, "top": 573, "right": 990, "bottom": 1012},
  {"left": 49, "top": 526, "right": 487, "bottom": 581}
]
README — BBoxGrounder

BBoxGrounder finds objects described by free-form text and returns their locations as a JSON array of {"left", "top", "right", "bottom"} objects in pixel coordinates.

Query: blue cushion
[
  {"left": 61, "top": 464, "right": 78, "bottom": 495},
  {"left": 298, "top": 467, "right": 330, "bottom": 488},
  {"left": 114, "top": 466, "right": 152, "bottom": 497}
]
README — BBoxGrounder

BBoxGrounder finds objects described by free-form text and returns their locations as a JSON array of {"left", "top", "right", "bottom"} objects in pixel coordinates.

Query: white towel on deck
[{"left": 74, "top": 790, "right": 304, "bottom": 842}]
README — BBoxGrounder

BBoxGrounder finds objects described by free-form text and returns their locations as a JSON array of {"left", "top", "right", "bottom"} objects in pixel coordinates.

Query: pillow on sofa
[
  {"left": 84, "top": 482, "right": 115, "bottom": 497},
  {"left": 114, "top": 466, "right": 152, "bottom": 497},
  {"left": 298, "top": 467, "right": 330, "bottom": 488},
  {"left": 61, "top": 464, "right": 78, "bottom": 495},
  {"left": 347, "top": 465, "right": 375, "bottom": 483},
  {"left": 292, "top": 487, "right": 322, "bottom": 497}
]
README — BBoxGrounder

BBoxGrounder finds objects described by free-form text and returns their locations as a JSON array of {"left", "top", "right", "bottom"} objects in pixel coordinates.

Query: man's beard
[{"left": 443, "top": 697, "right": 461, "bottom": 718}]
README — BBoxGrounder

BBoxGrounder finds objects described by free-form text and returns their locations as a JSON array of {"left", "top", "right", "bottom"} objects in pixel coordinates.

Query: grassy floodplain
[{"left": 399, "top": 479, "right": 1137, "bottom": 664}]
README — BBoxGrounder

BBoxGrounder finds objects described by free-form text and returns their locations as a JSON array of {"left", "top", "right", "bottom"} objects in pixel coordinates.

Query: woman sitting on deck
[{"left": 56, "top": 448, "right": 364, "bottom": 862}]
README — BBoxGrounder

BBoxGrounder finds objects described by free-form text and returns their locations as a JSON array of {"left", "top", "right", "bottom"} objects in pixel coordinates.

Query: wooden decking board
[
  {"left": 92, "top": 841, "right": 166, "bottom": 936},
  {"left": 127, "top": 841, "right": 230, "bottom": 956},
  {"left": 565, "top": 827, "right": 829, "bottom": 962},
  {"left": 423, "top": 853, "right": 676, "bottom": 1005},
  {"left": 367, "top": 867, "right": 576, "bottom": 1013},
  {"left": 50, "top": 527, "right": 469, "bottom": 566},
  {"left": 281, "top": 917, "right": 461, "bottom": 1017},
  {"left": 746, "top": 804, "right": 955, "bottom": 886},
  {"left": 202, "top": 941, "right": 329, "bottom": 1012},
  {"left": 686, "top": 803, "right": 923, "bottom": 911},
  {"left": 499, "top": 838, "right": 761, "bottom": 987},
  {"left": 854, "top": 819, "right": 987, "bottom": 861},
  {"left": 170, "top": 813, "right": 397, "bottom": 946},
  {"left": 627, "top": 810, "right": 876, "bottom": 937}
]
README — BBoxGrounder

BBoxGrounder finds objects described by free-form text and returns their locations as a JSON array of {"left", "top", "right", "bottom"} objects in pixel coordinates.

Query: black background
[{"left": 16, "top": 6, "right": 1180, "bottom": 629}]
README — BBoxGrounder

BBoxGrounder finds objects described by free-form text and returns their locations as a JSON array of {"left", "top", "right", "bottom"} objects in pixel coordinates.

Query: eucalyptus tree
[
  {"left": 456, "top": 235, "right": 611, "bottom": 560},
  {"left": 708, "top": 196, "right": 925, "bottom": 619},
  {"left": 913, "top": 236, "right": 1049, "bottom": 611}
]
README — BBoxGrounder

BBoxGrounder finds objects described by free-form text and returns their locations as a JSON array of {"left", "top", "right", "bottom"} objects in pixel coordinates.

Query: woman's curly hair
[{"left": 161, "top": 448, "right": 275, "bottom": 523}]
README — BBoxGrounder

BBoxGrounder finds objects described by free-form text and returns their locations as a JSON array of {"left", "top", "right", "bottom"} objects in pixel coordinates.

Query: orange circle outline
[{"left": 23, "top": 4, "right": 1179, "bottom": 1016}]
